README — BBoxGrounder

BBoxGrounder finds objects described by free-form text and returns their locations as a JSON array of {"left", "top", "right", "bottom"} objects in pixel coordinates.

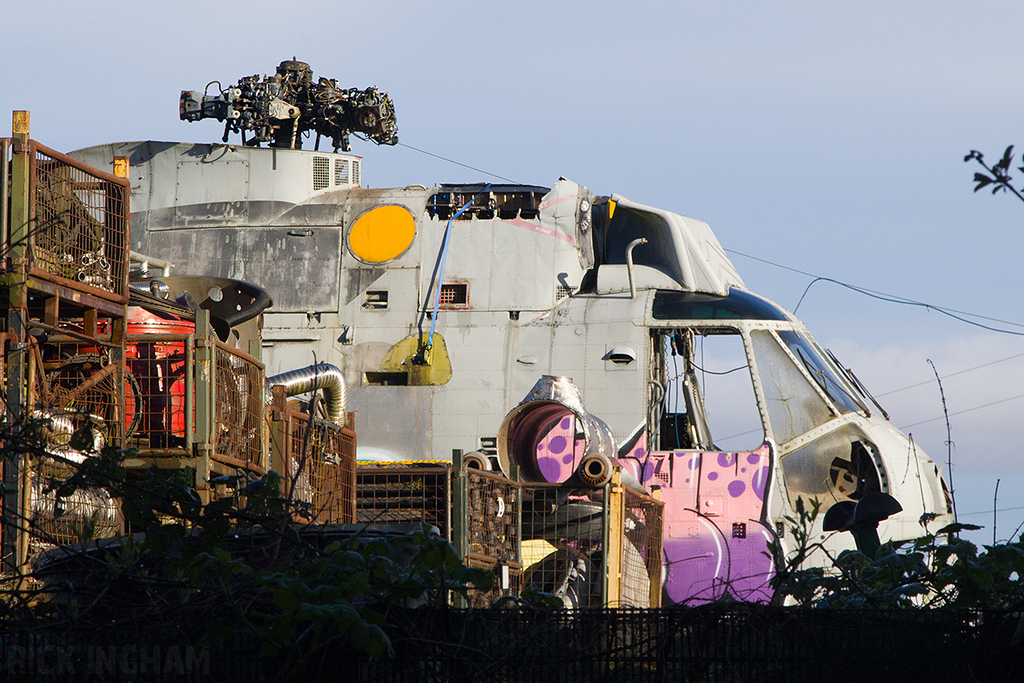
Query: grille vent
[
  {"left": 313, "top": 156, "right": 330, "bottom": 191},
  {"left": 438, "top": 283, "right": 468, "bottom": 307},
  {"left": 334, "top": 159, "right": 349, "bottom": 185}
]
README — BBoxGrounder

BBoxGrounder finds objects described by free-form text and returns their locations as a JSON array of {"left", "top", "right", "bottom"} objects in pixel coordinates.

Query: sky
[{"left": 3, "top": 0, "right": 1024, "bottom": 545}]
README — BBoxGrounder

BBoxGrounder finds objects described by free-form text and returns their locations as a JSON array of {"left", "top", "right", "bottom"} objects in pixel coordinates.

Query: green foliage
[
  {"left": 0, "top": 421, "right": 494, "bottom": 674},
  {"left": 770, "top": 497, "right": 1024, "bottom": 609},
  {"left": 965, "top": 146, "right": 1024, "bottom": 204}
]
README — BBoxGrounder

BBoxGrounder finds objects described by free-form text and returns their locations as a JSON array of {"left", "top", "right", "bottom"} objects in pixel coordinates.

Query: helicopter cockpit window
[
  {"left": 651, "top": 329, "right": 763, "bottom": 452},
  {"left": 778, "top": 426, "right": 884, "bottom": 509},
  {"left": 749, "top": 330, "right": 834, "bottom": 445},
  {"left": 776, "top": 331, "right": 866, "bottom": 415}
]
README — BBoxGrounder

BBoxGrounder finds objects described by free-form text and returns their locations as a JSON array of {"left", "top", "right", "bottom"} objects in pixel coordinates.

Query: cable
[
  {"left": 877, "top": 351, "right": 1024, "bottom": 398},
  {"left": 428, "top": 184, "right": 493, "bottom": 349},
  {"left": 899, "top": 393, "right": 1024, "bottom": 430},
  {"left": 726, "top": 249, "right": 1024, "bottom": 335},
  {"left": 393, "top": 140, "right": 519, "bottom": 184}
]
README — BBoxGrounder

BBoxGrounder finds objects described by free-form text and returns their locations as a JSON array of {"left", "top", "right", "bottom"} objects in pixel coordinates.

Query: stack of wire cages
[
  {"left": 619, "top": 486, "right": 664, "bottom": 609},
  {"left": 24, "top": 143, "right": 129, "bottom": 300},
  {"left": 355, "top": 459, "right": 524, "bottom": 607},
  {"left": 27, "top": 451, "right": 122, "bottom": 556},
  {"left": 125, "top": 332, "right": 190, "bottom": 452},
  {"left": 520, "top": 471, "right": 664, "bottom": 608},
  {"left": 125, "top": 329, "right": 268, "bottom": 476},
  {"left": 356, "top": 463, "right": 452, "bottom": 533},
  {"left": 211, "top": 342, "right": 266, "bottom": 472},
  {"left": 461, "top": 467, "right": 522, "bottom": 607},
  {"left": 281, "top": 409, "right": 356, "bottom": 524},
  {"left": 1, "top": 131, "right": 132, "bottom": 562},
  {"left": 521, "top": 484, "right": 606, "bottom": 608}
]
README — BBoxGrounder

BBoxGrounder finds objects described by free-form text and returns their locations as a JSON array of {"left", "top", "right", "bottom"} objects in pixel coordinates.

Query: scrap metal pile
[{"left": 179, "top": 59, "right": 398, "bottom": 151}]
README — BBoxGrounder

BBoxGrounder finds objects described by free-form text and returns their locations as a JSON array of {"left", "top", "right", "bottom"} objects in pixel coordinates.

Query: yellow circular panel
[{"left": 348, "top": 205, "right": 416, "bottom": 264}]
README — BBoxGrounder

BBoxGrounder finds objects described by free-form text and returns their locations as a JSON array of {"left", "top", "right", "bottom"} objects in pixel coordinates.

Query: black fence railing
[{"left": 2, "top": 605, "right": 1020, "bottom": 682}]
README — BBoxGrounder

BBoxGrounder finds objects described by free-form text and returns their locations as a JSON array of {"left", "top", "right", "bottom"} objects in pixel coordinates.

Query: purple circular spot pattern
[
  {"left": 562, "top": 454, "right": 573, "bottom": 465},
  {"left": 707, "top": 471, "right": 718, "bottom": 481},
  {"left": 728, "top": 480, "right": 746, "bottom": 498},
  {"left": 752, "top": 465, "right": 769, "bottom": 501},
  {"left": 560, "top": 417, "right": 571, "bottom": 429},
  {"left": 548, "top": 436, "right": 567, "bottom": 454},
  {"left": 718, "top": 453, "right": 734, "bottom": 468},
  {"left": 537, "top": 457, "right": 560, "bottom": 483},
  {"left": 633, "top": 447, "right": 645, "bottom": 459},
  {"left": 688, "top": 456, "right": 701, "bottom": 470},
  {"left": 747, "top": 453, "right": 761, "bottom": 464}
]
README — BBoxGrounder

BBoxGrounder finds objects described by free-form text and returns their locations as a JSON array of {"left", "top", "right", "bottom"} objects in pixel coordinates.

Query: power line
[
  {"left": 726, "top": 249, "right": 1024, "bottom": 335},
  {"left": 899, "top": 393, "right": 1024, "bottom": 430},
  {"left": 877, "top": 351, "right": 1024, "bottom": 398},
  {"left": 394, "top": 141, "right": 519, "bottom": 184}
]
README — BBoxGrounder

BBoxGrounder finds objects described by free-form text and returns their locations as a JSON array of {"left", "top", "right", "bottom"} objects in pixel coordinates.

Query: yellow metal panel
[
  {"left": 12, "top": 111, "right": 29, "bottom": 135},
  {"left": 348, "top": 205, "right": 416, "bottom": 264}
]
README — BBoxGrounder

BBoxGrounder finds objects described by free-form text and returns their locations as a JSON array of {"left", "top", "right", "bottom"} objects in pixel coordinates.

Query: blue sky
[{"left": 4, "top": 0, "right": 1024, "bottom": 542}]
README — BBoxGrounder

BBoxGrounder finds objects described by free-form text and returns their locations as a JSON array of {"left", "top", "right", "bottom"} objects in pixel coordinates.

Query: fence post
[
  {"left": 193, "top": 309, "right": 213, "bottom": 504},
  {"left": 606, "top": 466, "right": 625, "bottom": 607},
  {"left": 451, "top": 449, "right": 468, "bottom": 607},
  {"left": 3, "top": 112, "right": 31, "bottom": 573}
]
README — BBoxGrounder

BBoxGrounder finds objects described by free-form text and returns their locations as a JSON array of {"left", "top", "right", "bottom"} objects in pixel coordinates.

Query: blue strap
[{"left": 428, "top": 184, "right": 492, "bottom": 350}]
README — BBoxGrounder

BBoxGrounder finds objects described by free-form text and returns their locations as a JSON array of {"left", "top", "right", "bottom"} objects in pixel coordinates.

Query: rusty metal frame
[{"left": 269, "top": 387, "right": 356, "bottom": 524}]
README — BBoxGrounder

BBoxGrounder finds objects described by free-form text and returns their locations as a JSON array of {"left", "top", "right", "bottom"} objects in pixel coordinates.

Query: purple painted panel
[
  {"left": 533, "top": 413, "right": 587, "bottom": 483},
  {"left": 651, "top": 443, "right": 775, "bottom": 604}
]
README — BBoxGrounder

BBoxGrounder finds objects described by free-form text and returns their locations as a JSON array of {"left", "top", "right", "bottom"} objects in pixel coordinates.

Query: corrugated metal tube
[{"left": 266, "top": 362, "right": 348, "bottom": 427}]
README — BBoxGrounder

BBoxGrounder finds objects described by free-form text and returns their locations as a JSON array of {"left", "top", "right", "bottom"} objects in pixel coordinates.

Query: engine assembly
[{"left": 179, "top": 59, "right": 398, "bottom": 152}]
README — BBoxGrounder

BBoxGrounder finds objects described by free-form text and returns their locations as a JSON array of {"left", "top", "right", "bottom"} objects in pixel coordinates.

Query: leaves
[
  {"left": 772, "top": 501, "right": 1024, "bottom": 609},
  {"left": 965, "top": 144, "right": 1024, "bottom": 203}
]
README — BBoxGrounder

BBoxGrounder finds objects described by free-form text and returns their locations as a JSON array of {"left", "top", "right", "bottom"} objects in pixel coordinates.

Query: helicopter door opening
[{"left": 650, "top": 329, "right": 764, "bottom": 454}]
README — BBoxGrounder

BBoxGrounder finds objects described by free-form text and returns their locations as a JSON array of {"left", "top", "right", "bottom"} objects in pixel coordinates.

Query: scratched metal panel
[
  {"left": 346, "top": 386, "right": 433, "bottom": 460},
  {"left": 174, "top": 158, "right": 249, "bottom": 226},
  {"left": 147, "top": 227, "right": 340, "bottom": 311}
]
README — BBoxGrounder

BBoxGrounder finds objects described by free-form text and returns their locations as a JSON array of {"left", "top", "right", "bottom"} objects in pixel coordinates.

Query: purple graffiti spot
[
  {"left": 752, "top": 466, "right": 769, "bottom": 501},
  {"left": 741, "top": 468, "right": 746, "bottom": 474},
  {"left": 560, "top": 417, "right": 571, "bottom": 429},
  {"left": 728, "top": 480, "right": 746, "bottom": 498},
  {"left": 639, "top": 462, "right": 655, "bottom": 484},
  {"left": 685, "top": 478, "right": 690, "bottom": 483},
  {"left": 537, "top": 457, "right": 561, "bottom": 483},
  {"left": 548, "top": 436, "right": 567, "bottom": 454},
  {"left": 562, "top": 454, "right": 573, "bottom": 465},
  {"left": 718, "top": 453, "right": 734, "bottom": 468},
  {"left": 537, "top": 443, "right": 544, "bottom": 451},
  {"left": 707, "top": 471, "right": 718, "bottom": 481},
  {"left": 688, "top": 455, "right": 701, "bottom": 470},
  {"left": 747, "top": 453, "right": 761, "bottom": 464},
  {"left": 633, "top": 447, "right": 645, "bottom": 459}
]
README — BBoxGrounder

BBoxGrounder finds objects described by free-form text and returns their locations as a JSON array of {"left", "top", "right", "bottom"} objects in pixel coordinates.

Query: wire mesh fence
[
  {"left": 31, "top": 339, "right": 127, "bottom": 450},
  {"left": 280, "top": 411, "right": 356, "bottom": 524},
  {"left": 27, "top": 142, "right": 129, "bottom": 300},
  {"left": 356, "top": 464, "right": 452, "bottom": 533},
  {"left": 212, "top": 343, "right": 264, "bottom": 470},
  {"left": 521, "top": 485, "right": 606, "bottom": 608},
  {"left": 618, "top": 487, "right": 664, "bottom": 608},
  {"left": 125, "top": 335, "right": 191, "bottom": 451},
  {"left": 27, "top": 454, "right": 123, "bottom": 554}
]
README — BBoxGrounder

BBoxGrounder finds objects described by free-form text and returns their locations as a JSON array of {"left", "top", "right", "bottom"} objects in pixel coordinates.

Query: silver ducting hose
[
  {"left": 462, "top": 450, "right": 493, "bottom": 471},
  {"left": 577, "top": 453, "right": 613, "bottom": 487},
  {"left": 265, "top": 362, "right": 348, "bottom": 428}
]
